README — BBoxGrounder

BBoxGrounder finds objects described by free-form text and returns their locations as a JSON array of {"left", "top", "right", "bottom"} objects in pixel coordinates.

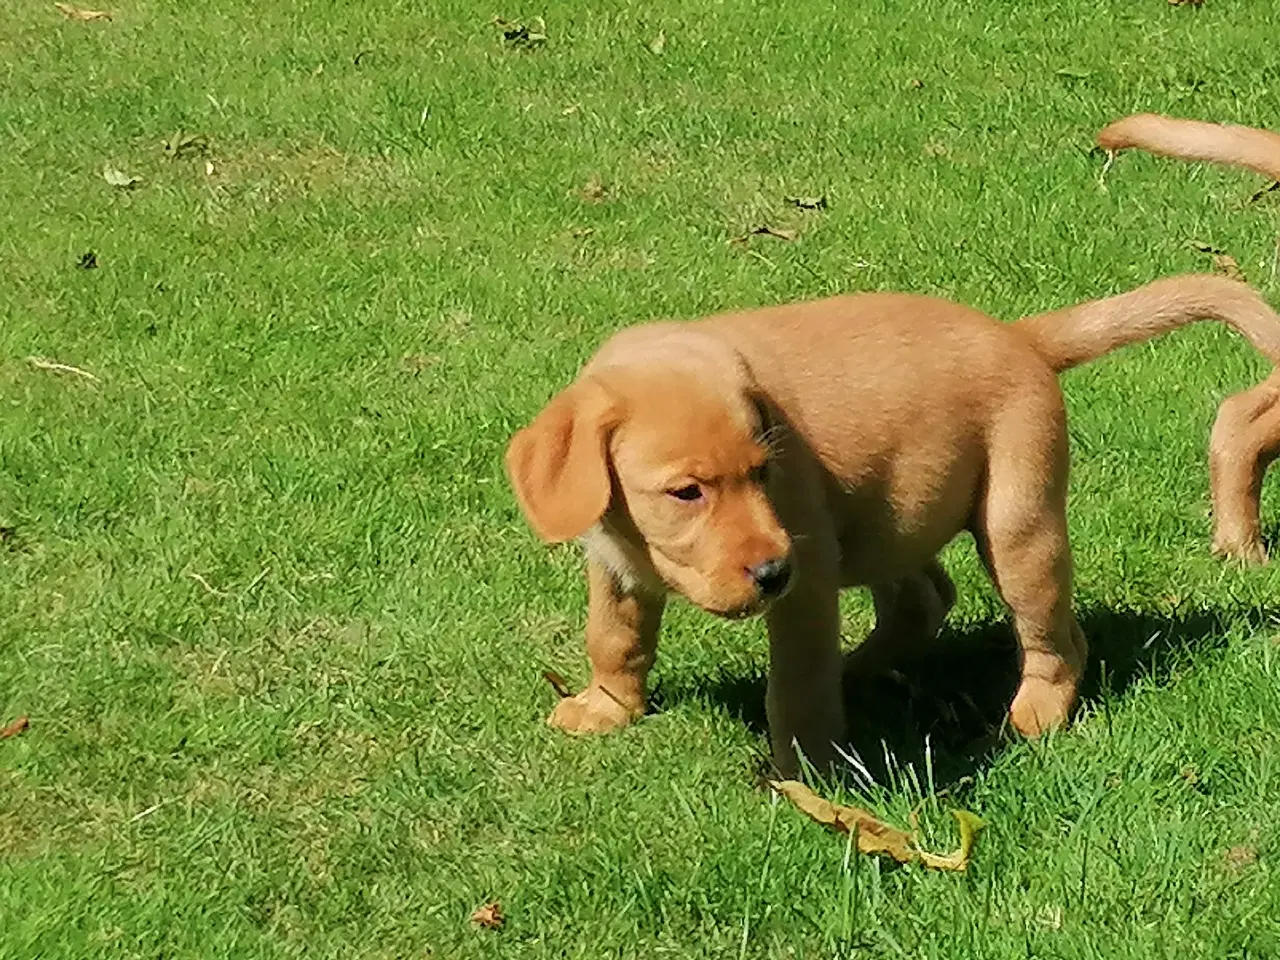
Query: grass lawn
[{"left": 4, "top": 0, "right": 1280, "bottom": 956}]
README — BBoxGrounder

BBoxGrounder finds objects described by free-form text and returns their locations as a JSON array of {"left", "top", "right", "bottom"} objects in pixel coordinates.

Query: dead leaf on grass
[
  {"left": 750, "top": 225, "right": 798, "bottom": 242},
  {"left": 163, "top": 130, "right": 208, "bottom": 160},
  {"left": 730, "top": 225, "right": 799, "bottom": 245},
  {"left": 26, "top": 356, "right": 100, "bottom": 382},
  {"left": 1213, "top": 255, "right": 1244, "bottom": 280},
  {"left": 55, "top": 3, "right": 111, "bottom": 21},
  {"left": 1168, "top": 0, "right": 1204, "bottom": 6},
  {"left": 1, "top": 716, "right": 30, "bottom": 740},
  {"left": 492, "top": 15, "right": 546, "bottom": 49},
  {"left": 784, "top": 195, "right": 828, "bottom": 211},
  {"left": 470, "top": 901, "right": 504, "bottom": 928},
  {"left": 1036, "top": 905, "right": 1065, "bottom": 930},
  {"left": 543, "top": 670, "right": 574, "bottom": 699},
  {"left": 579, "top": 174, "right": 608, "bottom": 203},
  {"left": 907, "top": 78, "right": 925, "bottom": 89},
  {"left": 400, "top": 353, "right": 439, "bottom": 374},
  {"left": 1190, "top": 241, "right": 1244, "bottom": 280},
  {"left": 1224, "top": 845, "right": 1258, "bottom": 870},
  {"left": 649, "top": 30, "right": 666, "bottom": 55},
  {"left": 103, "top": 166, "right": 142, "bottom": 189},
  {"left": 770, "top": 779, "right": 986, "bottom": 872}
]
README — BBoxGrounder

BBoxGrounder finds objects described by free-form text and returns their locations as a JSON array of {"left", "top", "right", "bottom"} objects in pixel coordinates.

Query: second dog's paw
[{"left": 547, "top": 686, "right": 641, "bottom": 735}]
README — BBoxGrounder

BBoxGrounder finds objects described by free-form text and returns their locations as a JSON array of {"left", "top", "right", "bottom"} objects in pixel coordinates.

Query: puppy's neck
[{"left": 578, "top": 517, "right": 666, "bottom": 596}]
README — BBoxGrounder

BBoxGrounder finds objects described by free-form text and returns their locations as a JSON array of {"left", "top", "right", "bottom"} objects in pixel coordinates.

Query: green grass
[{"left": 3, "top": 0, "right": 1280, "bottom": 956}]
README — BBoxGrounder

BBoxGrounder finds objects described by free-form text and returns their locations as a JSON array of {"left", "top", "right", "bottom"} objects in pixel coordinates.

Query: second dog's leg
[
  {"left": 764, "top": 546, "right": 845, "bottom": 778},
  {"left": 1209, "top": 372, "right": 1280, "bottom": 564},
  {"left": 548, "top": 558, "right": 666, "bottom": 734}
]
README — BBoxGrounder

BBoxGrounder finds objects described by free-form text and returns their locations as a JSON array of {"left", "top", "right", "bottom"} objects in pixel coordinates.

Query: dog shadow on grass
[{"left": 655, "top": 604, "right": 1274, "bottom": 792}]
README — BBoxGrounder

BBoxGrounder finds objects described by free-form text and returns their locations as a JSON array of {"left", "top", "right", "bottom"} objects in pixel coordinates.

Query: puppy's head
[{"left": 505, "top": 329, "right": 792, "bottom": 618}]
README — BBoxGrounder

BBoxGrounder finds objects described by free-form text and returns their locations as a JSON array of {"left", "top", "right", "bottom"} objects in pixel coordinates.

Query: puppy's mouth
[{"left": 705, "top": 598, "right": 768, "bottom": 620}]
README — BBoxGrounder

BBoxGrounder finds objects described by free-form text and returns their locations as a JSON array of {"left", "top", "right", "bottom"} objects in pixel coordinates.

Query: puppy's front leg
[
  {"left": 763, "top": 552, "right": 845, "bottom": 778},
  {"left": 549, "top": 558, "right": 666, "bottom": 735}
]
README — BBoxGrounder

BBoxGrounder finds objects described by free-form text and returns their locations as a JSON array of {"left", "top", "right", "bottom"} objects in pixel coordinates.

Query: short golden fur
[{"left": 506, "top": 275, "right": 1280, "bottom": 776}]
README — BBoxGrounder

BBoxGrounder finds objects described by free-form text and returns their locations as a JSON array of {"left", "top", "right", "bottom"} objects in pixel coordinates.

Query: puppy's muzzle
[{"left": 748, "top": 556, "right": 793, "bottom": 601}]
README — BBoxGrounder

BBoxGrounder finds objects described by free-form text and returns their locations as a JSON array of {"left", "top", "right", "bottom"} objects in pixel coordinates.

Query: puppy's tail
[
  {"left": 1016, "top": 274, "right": 1280, "bottom": 373},
  {"left": 1097, "top": 113, "right": 1280, "bottom": 184}
]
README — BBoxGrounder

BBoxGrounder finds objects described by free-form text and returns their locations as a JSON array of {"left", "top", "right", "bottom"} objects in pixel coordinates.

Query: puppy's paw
[
  {"left": 1008, "top": 677, "right": 1076, "bottom": 738},
  {"left": 1211, "top": 533, "right": 1268, "bottom": 565},
  {"left": 547, "top": 686, "right": 641, "bottom": 735}
]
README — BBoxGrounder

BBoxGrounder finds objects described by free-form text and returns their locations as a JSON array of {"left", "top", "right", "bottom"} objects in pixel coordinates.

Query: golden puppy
[
  {"left": 506, "top": 275, "right": 1280, "bottom": 775},
  {"left": 1098, "top": 112, "right": 1280, "bottom": 562},
  {"left": 1098, "top": 113, "right": 1280, "bottom": 185}
]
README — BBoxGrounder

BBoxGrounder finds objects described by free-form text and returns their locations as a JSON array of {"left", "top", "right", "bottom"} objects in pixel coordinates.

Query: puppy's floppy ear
[{"left": 505, "top": 376, "right": 619, "bottom": 543}]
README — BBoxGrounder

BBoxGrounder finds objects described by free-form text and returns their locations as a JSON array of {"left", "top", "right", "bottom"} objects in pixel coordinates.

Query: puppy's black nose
[{"left": 749, "top": 557, "right": 792, "bottom": 599}]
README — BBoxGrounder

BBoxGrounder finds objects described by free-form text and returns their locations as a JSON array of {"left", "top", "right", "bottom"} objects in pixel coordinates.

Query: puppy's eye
[
  {"left": 668, "top": 484, "right": 703, "bottom": 502},
  {"left": 750, "top": 462, "right": 769, "bottom": 484}
]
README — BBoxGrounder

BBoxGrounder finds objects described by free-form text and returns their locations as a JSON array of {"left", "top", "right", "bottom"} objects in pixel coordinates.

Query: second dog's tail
[
  {"left": 1016, "top": 274, "right": 1280, "bottom": 373},
  {"left": 1097, "top": 113, "right": 1280, "bottom": 183}
]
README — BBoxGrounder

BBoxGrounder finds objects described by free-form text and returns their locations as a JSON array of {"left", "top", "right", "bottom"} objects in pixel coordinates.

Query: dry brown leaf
[
  {"left": 1190, "top": 241, "right": 1245, "bottom": 281},
  {"left": 1213, "top": 254, "right": 1244, "bottom": 281},
  {"left": 580, "top": 174, "right": 608, "bottom": 203},
  {"left": 492, "top": 16, "right": 546, "bottom": 49},
  {"left": 1, "top": 716, "right": 30, "bottom": 740},
  {"left": 770, "top": 779, "right": 985, "bottom": 872},
  {"left": 55, "top": 2, "right": 111, "bottom": 20},
  {"left": 399, "top": 353, "right": 438, "bottom": 374},
  {"left": 784, "top": 195, "right": 828, "bottom": 211},
  {"left": 543, "top": 670, "right": 574, "bottom": 699},
  {"left": 1036, "top": 905, "right": 1065, "bottom": 930},
  {"left": 470, "top": 901, "right": 504, "bottom": 928},
  {"left": 1224, "top": 845, "right": 1258, "bottom": 870},
  {"left": 732, "top": 225, "right": 798, "bottom": 245},
  {"left": 746, "top": 225, "right": 798, "bottom": 242},
  {"left": 26, "top": 356, "right": 100, "bottom": 382}
]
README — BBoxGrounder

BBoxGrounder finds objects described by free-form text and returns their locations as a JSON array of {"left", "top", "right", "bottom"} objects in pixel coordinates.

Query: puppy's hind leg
[
  {"left": 976, "top": 408, "right": 1087, "bottom": 738},
  {"left": 844, "top": 559, "right": 956, "bottom": 677},
  {"left": 1209, "top": 371, "right": 1280, "bottom": 564}
]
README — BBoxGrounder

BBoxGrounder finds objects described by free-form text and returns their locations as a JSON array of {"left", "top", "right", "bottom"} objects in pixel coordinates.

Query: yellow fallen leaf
[
  {"left": 55, "top": 2, "right": 112, "bottom": 21},
  {"left": 770, "top": 779, "right": 985, "bottom": 872},
  {"left": 1, "top": 716, "right": 29, "bottom": 740},
  {"left": 469, "top": 901, "right": 504, "bottom": 928}
]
